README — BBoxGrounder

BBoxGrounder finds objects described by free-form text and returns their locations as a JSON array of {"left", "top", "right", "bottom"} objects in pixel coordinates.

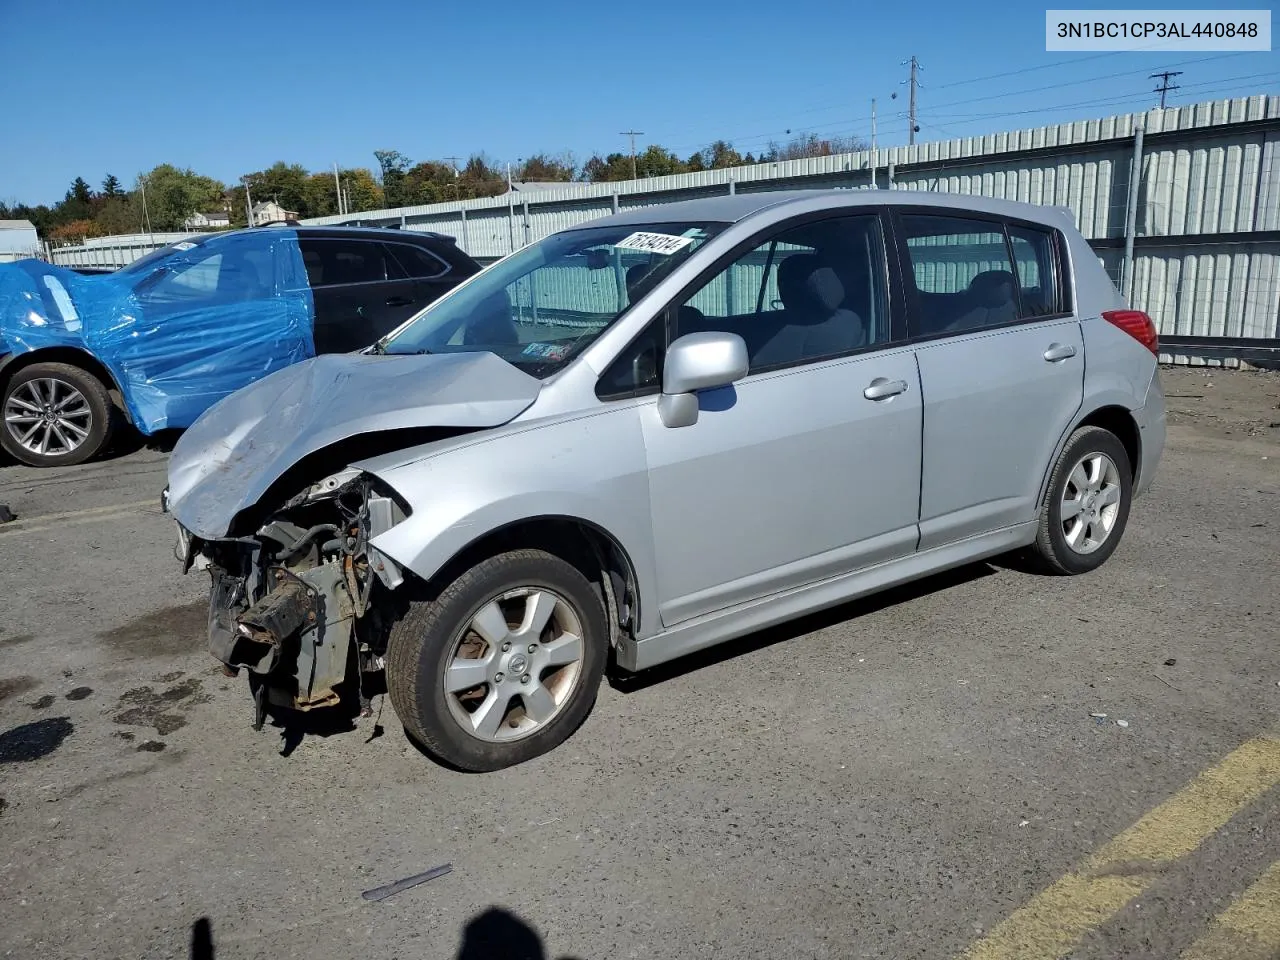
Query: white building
[
  {"left": 250, "top": 200, "right": 299, "bottom": 225},
  {"left": 182, "top": 210, "right": 231, "bottom": 230},
  {"left": 0, "top": 219, "right": 40, "bottom": 262}
]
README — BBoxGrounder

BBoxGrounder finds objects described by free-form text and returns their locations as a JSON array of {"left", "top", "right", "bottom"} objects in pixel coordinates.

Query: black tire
[
  {"left": 0, "top": 362, "right": 115, "bottom": 467},
  {"left": 386, "top": 549, "right": 607, "bottom": 772},
  {"left": 1031, "top": 425, "right": 1133, "bottom": 575}
]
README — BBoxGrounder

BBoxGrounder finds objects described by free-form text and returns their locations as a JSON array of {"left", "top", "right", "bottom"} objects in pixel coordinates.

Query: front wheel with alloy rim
[
  {"left": 1031, "top": 425, "right": 1133, "bottom": 575},
  {"left": 386, "top": 549, "right": 607, "bottom": 771},
  {"left": 1, "top": 362, "right": 115, "bottom": 467}
]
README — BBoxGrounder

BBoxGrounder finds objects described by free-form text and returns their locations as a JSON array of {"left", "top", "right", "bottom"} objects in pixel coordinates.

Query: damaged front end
[{"left": 171, "top": 469, "right": 409, "bottom": 727}]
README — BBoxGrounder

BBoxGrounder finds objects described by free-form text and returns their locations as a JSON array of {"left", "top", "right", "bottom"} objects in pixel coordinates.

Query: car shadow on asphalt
[
  {"left": 608, "top": 560, "right": 1000, "bottom": 694},
  {"left": 188, "top": 907, "right": 584, "bottom": 959}
]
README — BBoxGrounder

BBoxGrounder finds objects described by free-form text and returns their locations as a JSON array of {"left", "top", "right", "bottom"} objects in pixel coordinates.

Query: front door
[
  {"left": 301, "top": 237, "right": 417, "bottom": 353},
  {"left": 639, "top": 212, "right": 923, "bottom": 626},
  {"left": 894, "top": 211, "right": 1085, "bottom": 549}
]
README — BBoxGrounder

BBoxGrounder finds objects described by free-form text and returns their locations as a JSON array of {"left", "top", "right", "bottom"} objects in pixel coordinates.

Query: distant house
[
  {"left": 0, "top": 219, "right": 40, "bottom": 262},
  {"left": 250, "top": 200, "right": 299, "bottom": 225},
  {"left": 182, "top": 210, "right": 231, "bottom": 230}
]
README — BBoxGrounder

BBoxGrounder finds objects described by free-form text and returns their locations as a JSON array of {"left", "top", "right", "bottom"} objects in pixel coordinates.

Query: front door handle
[
  {"left": 1043, "top": 343, "right": 1077, "bottom": 362},
  {"left": 385, "top": 296, "right": 415, "bottom": 307},
  {"left": 864, "top": 377, "right": 909, "bottom": 401}
]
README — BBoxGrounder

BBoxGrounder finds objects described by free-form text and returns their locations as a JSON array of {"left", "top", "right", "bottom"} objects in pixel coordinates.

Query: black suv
[{"left": 292, "top": 226, "right": 481, "bottom": 352}]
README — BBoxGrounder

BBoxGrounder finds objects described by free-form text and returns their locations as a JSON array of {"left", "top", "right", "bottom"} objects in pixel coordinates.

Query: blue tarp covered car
[{"left": 0, "top": 226, "right": 477, "bottom": 466}]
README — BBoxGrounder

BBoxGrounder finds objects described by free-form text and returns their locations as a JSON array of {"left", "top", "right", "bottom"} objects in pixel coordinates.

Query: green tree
[
  {"left": 94, "top": 195, "right": 142, "bottom": 234},
  {"left": 457, "top": 154, "right": 505, "bottom": 198},
  {"left": 374, "top": 149, "right": 411, "bottom": 207},
  {"left": 301, "top": 174, "right": 340, "bottom": 218},
  {"left": 516, "top": 153, "right": 575, "bottom": 182},
  {"left": 705, "top": 140, "right": 743, "bottom": 169},
  {"left": 243, "top": 162, "right": 309, "bottom": 218},
  {"left": 136, "top": 164, "right": 226, "bottom": 230},
  {"left": 636, "top": 145, "right": 684, "bottom": 178},
  {"left": 101, "top": 174, "right": 122, "bottom": 198},
  {"left": 580, "top": 152, "right": 634, "bottom": 182},
  {"left": 339, "top": 168, "right": 384, "bottom": 213}
]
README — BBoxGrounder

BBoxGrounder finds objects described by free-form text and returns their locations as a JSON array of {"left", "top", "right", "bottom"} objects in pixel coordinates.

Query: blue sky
[{"left": 1, "top": 0, "right": 1276, "bottom": 205}]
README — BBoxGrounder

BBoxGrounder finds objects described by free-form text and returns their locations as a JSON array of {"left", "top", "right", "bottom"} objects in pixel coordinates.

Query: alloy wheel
[
  {"left": 1060, "top": 452, "right": 1122, "bottom": 555},
  {"left": 3, "top": 378, "right": 93, "bottom": 457},
  {"left": 443, "top": 587, "right": 586, "bottom": 742}
]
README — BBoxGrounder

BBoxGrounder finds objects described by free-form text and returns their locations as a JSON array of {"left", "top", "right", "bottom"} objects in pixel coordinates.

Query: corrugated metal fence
[{"left": 48, "top": 95, "right": 1280, "bottom": 357}]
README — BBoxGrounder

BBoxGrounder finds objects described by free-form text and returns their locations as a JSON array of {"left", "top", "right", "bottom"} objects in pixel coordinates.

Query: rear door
[
  {"left": 383, "top": 239, "right": 461, "bottom": 315},
  {"left": 893, "top": 209, "right": 1083, "bottom": 550},
  {"left": 300, "top": 237, "right": 414, "bottom": 353}
]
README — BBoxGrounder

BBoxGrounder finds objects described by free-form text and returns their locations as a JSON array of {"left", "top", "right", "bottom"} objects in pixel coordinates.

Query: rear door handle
[
  {"left": 1043, "top": 343, "right": 1077, "bottom": 362},
  {"left": 385, "top": 296, "right": 415, "bottom": 307},
  {"left": 864, "top": 377, "right": 909, "bottom": 401}
]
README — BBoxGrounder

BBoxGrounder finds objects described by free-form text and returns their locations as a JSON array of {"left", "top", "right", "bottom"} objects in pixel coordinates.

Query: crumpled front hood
[{"left": 166, "top": 351, "right": 541, "bottom": 539}]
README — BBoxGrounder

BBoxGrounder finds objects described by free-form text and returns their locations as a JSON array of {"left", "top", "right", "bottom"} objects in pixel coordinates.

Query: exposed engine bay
[{"left": 173, "top": 468, "right": 409, "bottom": 728}]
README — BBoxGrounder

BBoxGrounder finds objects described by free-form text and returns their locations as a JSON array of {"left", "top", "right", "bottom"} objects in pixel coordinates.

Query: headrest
[
  {"left": 807, "top": 267, "right": 845, "bottom": 313},
  {"left": 626, "top": 263, "right": 656, "bottom": 299},
  {"left": 968, "top": 270, "right": 1016, "bottom": 308},
  {"left": 777, "top": 253, "right": 819, "bottom": 309}
]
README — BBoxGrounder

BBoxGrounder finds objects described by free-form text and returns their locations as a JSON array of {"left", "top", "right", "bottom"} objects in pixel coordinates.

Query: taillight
[{"left": 1102, "top": 309, "right": 1158, "bottom": 354}]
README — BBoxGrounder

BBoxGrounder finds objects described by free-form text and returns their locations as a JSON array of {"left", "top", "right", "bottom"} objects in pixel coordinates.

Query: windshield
[
  {"left": 118, "top": 237, "right": 209, "bottom": 276},
  {"left": 380, "top": 221, "right": 726, "bottom": 376}
]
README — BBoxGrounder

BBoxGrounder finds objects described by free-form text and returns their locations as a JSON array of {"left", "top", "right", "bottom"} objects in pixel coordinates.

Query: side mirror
[{"left": 658, "top": 331, "right": 749, "bottom": 428}]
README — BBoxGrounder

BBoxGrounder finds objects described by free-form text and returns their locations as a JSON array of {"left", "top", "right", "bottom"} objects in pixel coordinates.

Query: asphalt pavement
[{"left": 0, "top": 366, "right": 1277, "bottom": 960}]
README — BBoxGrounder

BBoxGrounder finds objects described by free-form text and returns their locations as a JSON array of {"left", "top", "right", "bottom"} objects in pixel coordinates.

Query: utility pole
[
  {"left": 902, "top": 56, "right": 922, "bottom": 146},
  {"left": 242, "top": 177, "right": 254, "bottom": 226},
  {"left": 139, "top": 176, "right": 153, "bottom": 235},
  {"left": 443, "top": 156, "right": 460, "bottom": 177},
  {"left": 619, "top": 130, "right": 644, "bottom": 179},
  {"left": 506, "top": 162, "right": 516, "bottom": 253},
  {"left": 333, "top": 163, "right": 344, "bottom": 216},
  {"left": 1150, "top": 71, "right": 1182, "bottom": 108},
  {"left": 871, "top": 98, "right": 878, "bottom": 188}
]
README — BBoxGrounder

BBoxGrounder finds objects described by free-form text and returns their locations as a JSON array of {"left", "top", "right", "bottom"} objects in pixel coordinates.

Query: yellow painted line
[
  {"left": 1179, "top": 859, "right": 1280, "bottom": 960},
  {"left": 959, "top": 736, "right": 1280, "bottom": 960},
  {"left": 0, "top": 499, "right": 159, "bottom": 537}
]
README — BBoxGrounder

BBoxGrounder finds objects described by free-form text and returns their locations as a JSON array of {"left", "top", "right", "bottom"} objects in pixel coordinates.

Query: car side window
[
  {"left": 596, "top": 318, "right": 665, "bottom": 400},
  {"left": 673, "top": 214, "right": 890, "bottom": 374},
  {"left": 141, "top": 242, "right": 273, "bottom": 303},
  {"left": 298, "top": 239, "right": 404, "bottom": 288},
  {"left": 1007, "top": 224, "right": 1062, "bottom": 318},
  {"left": 384, "top": 242, "right": 450, "bottom": 280},
  {"left": 900, "top": 214, "right": 1025, "bottom": 336}
]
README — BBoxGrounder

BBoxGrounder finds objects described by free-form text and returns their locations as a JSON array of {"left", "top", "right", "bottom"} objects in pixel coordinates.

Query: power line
[
  {"left": 1151, "top": 70, "right": 1183, "bottom": 108},
  {"left": 930, "top": 50, "right": 1122, "bottom": 90},
  {"left": 923, "top": 71, "right": 1280, "bottom": 122},
  {"left": 662, "top": 52, "right": 1246, "bottom": 159},
  {"left": 924, "top": 53, "right": 1240, "bottom": 113}
]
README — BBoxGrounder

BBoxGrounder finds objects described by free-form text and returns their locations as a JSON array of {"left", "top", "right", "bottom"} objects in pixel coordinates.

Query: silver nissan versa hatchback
[{"left": 163, "top": 189, "right": 1166, "bottom": 771}]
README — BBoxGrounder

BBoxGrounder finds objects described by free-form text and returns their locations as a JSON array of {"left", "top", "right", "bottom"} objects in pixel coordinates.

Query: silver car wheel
[
  {"left": 3, "top": 377, "right": 93, "bottom": 457},
  {"left": 1060, "top": 452, "right": 1122, "bottom": 555},
  {"left": 443, "top": 587, "right": 586, "bottom": 743}
]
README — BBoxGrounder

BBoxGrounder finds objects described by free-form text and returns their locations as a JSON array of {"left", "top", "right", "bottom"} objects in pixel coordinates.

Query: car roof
[
  {"left": 290, "top": 225, "right": 457, "bottom": 243},
  {"left": 574, "top": 188, "right": 1076, "bottom": 231}
]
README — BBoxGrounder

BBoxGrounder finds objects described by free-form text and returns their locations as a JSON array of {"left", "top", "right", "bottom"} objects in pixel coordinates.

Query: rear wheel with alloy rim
[
  {"left": 386, "top": 549, "right": 607, "bottom": 771},
  {"left": 1, "top": 362, "right": 115, "bottom": 467},
  {"left": 1031, "top": 425, "right": 1133, "bottom": 575}
]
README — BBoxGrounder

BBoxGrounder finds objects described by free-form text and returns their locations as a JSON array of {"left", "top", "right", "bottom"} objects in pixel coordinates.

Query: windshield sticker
[
  {"left": 173, "top": 241, "right": 197, "bottom": 251},
  {"left": 522, "top": 342, "right": 565, "bottom": 360},
  {"left": 41, "top": 275, "right": 81, "bottom": 331},
  {"left": 615, "top": 231, "right": 695, "bottom": 255}
]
